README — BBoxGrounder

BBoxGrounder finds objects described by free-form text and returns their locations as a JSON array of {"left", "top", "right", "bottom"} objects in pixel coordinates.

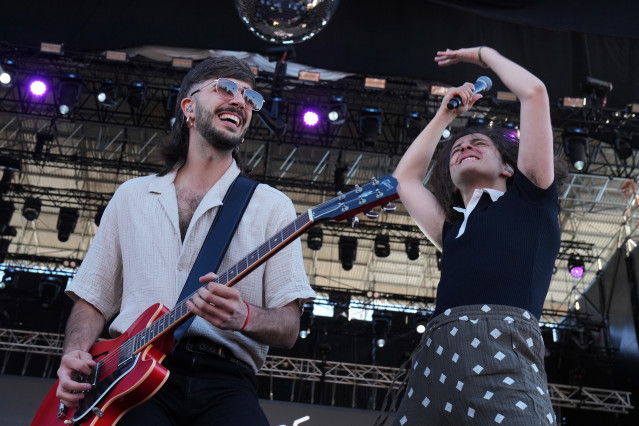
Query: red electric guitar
[{"left": 32, "top": 175, "right": 399, "bottom": 425}]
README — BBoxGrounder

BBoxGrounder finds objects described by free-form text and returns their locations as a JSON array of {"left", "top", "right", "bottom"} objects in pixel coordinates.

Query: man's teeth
[{"left": 219, "top": 113, "right": 240, "bottom": 126}]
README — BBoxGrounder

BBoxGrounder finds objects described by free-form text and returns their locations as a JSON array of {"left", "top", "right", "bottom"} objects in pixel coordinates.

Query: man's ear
[{"left": 180, "top": 97, "right": 194, "bottom": 116}]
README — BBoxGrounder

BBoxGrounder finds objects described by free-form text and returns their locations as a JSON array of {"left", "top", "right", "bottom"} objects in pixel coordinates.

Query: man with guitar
[{"left": 52, "top": 56, "right": 316, "bottom": 425}]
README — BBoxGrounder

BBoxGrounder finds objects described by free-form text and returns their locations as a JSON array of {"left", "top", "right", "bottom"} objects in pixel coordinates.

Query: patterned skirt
[{"left": 391, "top": 304, "right": 556, "bottom": 425}]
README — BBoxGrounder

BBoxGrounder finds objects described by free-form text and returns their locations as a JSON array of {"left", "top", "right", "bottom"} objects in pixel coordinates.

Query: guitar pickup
[{"left": 72, "top": 363, "right": 100, "bottom": 392}]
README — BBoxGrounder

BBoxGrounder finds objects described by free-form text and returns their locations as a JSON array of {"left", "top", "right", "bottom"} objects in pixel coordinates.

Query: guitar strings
[{"left": 86, "top": 198, "right": 348, "bottom": 381}]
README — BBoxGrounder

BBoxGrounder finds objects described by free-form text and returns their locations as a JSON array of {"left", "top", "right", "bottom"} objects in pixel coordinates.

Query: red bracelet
[{"left": 239, "top": 301, "right": 250, "bottom": 332}]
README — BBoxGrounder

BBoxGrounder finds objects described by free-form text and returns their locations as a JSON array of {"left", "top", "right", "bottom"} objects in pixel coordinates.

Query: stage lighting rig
[
  {"left": 57, "top": 207, "right": 79, "bottom": 242},
  {"left": 257, "top": 97, "right": 287, "bottom": 137},
  {"left": 373, "top": 311, "right": 392, "bottom": 348},
  {"left": 127, "top": 82, "right": 146, "bottom": 109},
  {"left": 307, "top": 226, "right": 323, "bottom": 250},
  {"left": 563, "top": 127, "right": 589, "bottom": 171},
  {"left": 302, "top": 108, "right": 320, "bottom": 127},
  {"left": 374, "top": 234, "right": 390, "bottom": 258},
  {"left": 97, "top": 80, "right": 119, "bottom": 107},
  {"left": 338, "top": 236, "right": 357, "bottom": 271},
  {"left": 57, "top": 75, "right": 82, "bottom": 115},
  {"left": 581, "top": 76, "right": 613, "bottom": 106},
  {"left": 328, "top": 97, "right": 347, "bottom": 125},
  {"left": 405, "top": 238, "right": 420, "bottom": 261},
  {"left": 359, "top": 107, "right": 382, "bottom": 146},
  {"left": 28, "top": 77, "right": 48, "bottom": 98},
  {"left": 0, "top": 61, "right": 15, "bottom": 87},
  {"left": 22, "top": 197, "right": 41, "bottom": 222},
  {"left": 615, "top": 137, "right": 633, "bottom": 161},
  {"left": 568, "top": 255, "right": 585, "bottom": 279}
]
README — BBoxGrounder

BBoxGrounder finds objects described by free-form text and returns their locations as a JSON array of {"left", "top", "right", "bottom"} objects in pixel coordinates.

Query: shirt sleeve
[
  {"left": 65, "top": 186, "right": 124, "bottom": 321},
  {"left": 511, "top": 172, "right": 559, "bottom": 209},
  {"left": 260, "top": 188, "right": 315, "bottom": 310}
]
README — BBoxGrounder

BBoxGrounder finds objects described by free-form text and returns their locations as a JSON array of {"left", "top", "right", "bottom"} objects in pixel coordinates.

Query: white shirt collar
[{"left": 452, "top": 188, "right": 505, "bottom": 238}]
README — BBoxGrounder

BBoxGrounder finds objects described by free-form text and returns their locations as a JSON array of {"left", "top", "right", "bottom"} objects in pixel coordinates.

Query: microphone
[{"left": 446, "top": 76, "right": 493, "bottom": 110}]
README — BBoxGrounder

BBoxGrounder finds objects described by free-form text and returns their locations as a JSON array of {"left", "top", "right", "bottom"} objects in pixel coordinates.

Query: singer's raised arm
[
  {"left": 435, "top": 47, "right": 554, "bottom": 189},
  {"left": 393, "top": 82, "right": 482, "bottom": 249}
]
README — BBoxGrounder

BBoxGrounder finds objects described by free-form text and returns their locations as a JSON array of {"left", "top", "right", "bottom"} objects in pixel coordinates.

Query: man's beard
[{"left": 195, "top": 104, "right": 246, "bottom": 151}]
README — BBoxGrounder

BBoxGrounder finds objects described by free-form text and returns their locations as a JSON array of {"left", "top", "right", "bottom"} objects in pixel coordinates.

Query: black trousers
[{"left": 118, "top": 343, "right": 269, "bottom": 426}]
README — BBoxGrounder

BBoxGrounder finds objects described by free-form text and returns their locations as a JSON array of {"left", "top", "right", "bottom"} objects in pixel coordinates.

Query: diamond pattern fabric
[{"left": 392, "top": 304, "right": 556, "bottom": 425}]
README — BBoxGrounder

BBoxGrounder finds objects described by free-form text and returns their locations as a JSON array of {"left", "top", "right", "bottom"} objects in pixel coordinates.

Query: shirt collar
[
  {"left": 452, "top": 188, "right": 505, "bottom": 239},
  {"left": 148, "top": 161, "right": 241, "bottom": 197},
  {"left": 453, "top": 188, "right": 505, "bottom": 214}
]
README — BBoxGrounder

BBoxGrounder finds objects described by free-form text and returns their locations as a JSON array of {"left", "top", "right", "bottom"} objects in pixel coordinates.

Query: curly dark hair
[
  {"left": 158, "top": 56, "right": 256, "bottom": 176},
  {"left": 428, "top": 126, "right": 568, "bottom": 223}
]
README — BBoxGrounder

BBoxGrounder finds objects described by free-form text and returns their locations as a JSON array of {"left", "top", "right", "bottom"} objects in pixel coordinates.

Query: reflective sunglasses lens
[
  {"left": 244, "top": 90, "right": 264, "bottom": 111},
  {"left": 217, "top": 79, "right": 238, "bottom": 97}
]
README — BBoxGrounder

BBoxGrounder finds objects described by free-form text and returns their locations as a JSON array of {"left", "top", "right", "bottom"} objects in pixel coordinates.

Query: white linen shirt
[{"left": 66, "top": 162, "right": 315, "bottom": 372}]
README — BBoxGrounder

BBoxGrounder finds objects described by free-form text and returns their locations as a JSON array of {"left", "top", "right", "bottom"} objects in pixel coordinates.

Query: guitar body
[
  {"left": 31, "top": 174, "right": 400, "bottom": 425},
  {"left": 32, "top": 303, "right": 174, "bottom": 426}
]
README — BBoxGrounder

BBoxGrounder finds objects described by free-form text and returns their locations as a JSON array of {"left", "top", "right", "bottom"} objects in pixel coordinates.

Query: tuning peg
[
  {"left": 347, "top": 215, "right": 360, "bottom": 228},
  {"left": 354, "top": 184, "right": 362, "bottom": 193},
  {"left": 364, "top": 209, "right": 379, "bottom": 219},
  {"left": 371, "top": 177, "right": 379, "bottom": 185},
  {"left": 382, "top": 202, "right": 396, "bottom": 212},
  {"left": 337, "top": 191, "right": 345, "bottom": 200}
]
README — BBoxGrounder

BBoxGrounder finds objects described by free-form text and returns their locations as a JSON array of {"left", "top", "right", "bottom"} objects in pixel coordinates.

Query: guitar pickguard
[{"left": 72, "top": 354, "right": 140, "bottom": 423}]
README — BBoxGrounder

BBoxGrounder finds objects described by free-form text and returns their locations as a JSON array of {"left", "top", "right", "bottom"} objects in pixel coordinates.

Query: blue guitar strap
[{"left": 173, "top": 174, "right": 258, "bottom": 341}]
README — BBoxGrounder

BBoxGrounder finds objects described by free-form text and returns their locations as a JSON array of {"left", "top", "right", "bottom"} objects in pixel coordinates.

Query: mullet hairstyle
[
  {"left": 158, "top": 56, "right": 256, "bottom": 176},
  {"left": 428, "top": 126, "right": 568, "bottom": 223}
]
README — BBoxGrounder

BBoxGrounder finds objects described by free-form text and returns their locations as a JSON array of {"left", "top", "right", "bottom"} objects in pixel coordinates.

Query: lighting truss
[
  {"left": 547, "top": 383, "right": 634, "bottom": 414},
  {"left": 0, "top": 328, "right": 632, "bottom": 414}
]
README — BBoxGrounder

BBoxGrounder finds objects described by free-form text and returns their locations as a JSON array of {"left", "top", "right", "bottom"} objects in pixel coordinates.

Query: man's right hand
[{"left": 56, "top": 350, "right": 97, "bottom": 408}]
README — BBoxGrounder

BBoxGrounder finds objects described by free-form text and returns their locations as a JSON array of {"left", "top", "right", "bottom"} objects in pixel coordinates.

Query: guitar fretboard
[
  {"left": 117, "top": 174, "right": 398, "bottom": 361},
  {"left": 126, "top": 210, "right": 312, "bottom": 356}
]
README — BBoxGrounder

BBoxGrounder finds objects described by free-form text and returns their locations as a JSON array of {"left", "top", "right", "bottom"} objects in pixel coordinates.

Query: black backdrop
[{"left": 1, "top": 0, "right": 638, "bottom": 107}]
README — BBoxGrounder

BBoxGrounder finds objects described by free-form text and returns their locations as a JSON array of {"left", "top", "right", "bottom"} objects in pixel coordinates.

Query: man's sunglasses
[{"left": 189, "top": 78, "right": 264, "bottom": 111}]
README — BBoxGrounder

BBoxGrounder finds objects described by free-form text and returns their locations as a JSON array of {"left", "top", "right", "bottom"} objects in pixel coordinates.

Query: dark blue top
[{"left": 433, "top": 172, "right": 560, "bottom": 320}]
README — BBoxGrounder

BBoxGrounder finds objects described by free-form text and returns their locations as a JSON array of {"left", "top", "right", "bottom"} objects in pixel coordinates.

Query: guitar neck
[
  {"left": 130, "top": 211, "right": 315, "bottom": 354},
  {"left": 128, "top": 174, "right": 399, "bottom": 355}
]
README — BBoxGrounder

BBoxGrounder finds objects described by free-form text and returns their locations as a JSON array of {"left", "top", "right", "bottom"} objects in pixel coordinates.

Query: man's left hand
[{"left": 186, "top": 272, "right": 250, "bottom": 331}]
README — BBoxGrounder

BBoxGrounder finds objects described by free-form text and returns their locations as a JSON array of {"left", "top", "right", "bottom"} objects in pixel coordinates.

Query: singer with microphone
[{"left": 384, "top": 47, "right": 567, "bottom": 425}]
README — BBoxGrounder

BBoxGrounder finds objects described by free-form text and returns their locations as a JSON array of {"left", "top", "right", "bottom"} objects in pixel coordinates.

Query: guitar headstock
[{"left": 311, "top": 174, "right": 399, "bottom": 222}]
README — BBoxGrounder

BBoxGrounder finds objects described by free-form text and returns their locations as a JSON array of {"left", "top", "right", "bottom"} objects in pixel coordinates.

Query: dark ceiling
[{"left": 1, "top": 0, "right": 638, "bottom": 107}]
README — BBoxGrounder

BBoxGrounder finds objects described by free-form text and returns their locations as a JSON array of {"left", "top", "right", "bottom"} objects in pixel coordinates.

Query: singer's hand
[
  {"left": 435, "top": 47, "right": 489, "bottom": 68},
  {"left": 441, "top": 83, "right": 482, "bottom": 115}
]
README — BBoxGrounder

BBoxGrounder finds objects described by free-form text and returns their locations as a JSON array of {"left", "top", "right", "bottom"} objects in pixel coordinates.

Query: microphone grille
[{"left": 476, "top": 76, "right": 493, "bottom": 91}]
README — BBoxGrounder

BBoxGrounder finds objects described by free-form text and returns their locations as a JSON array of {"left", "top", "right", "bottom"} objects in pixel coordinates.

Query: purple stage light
[
  {"left": 29, "top": 79, "right": 47, "bottom": 97},
  {"left": 570, "top": 265, "right": 584, "bottom": 278},
  {"left": 567, "top": 255, "right": 585, "bottom": 279},
  {"left": 303, "top": 110, "right": 320, "bottom": 127},
  {"left": 504, "top": 129, "right": 519, "bottom": 143}
]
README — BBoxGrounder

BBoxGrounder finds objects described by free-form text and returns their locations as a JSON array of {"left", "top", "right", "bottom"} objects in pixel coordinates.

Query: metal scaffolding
[{"left": 0, "top": 328, "right": 633, "bottom": 415}]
